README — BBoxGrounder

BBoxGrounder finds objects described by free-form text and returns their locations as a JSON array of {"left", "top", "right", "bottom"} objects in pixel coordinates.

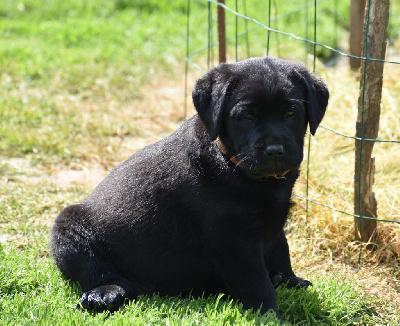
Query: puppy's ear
[
  {"left": 298, "top": 68, "right": 329, "bottom": 136},
  {"left": 192, "top": 69, "right": 230, "bottom": 140}
]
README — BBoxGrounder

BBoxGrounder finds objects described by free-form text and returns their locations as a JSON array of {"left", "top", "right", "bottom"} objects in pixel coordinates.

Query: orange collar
[{"left": 214, "top": 137, "right": 242, "bottom": 167}]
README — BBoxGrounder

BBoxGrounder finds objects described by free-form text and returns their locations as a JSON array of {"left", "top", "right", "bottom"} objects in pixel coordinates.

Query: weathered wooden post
[
  {"left": 354, "top": 0, "right": 390, "bottom": 244},
  {"left": 349, "top": 0, "right": 367, "bottom": 69},
  {"left": 217, "top": 0, "right": 227, "bottom": 63}
]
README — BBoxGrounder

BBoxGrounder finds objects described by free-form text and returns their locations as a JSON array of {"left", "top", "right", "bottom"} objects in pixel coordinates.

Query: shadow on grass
[
  {"left": 117, "top": 280, "right": 382, "bottom": 325},
  {"left": 66, "top": 279, "right": 382, "bottom": 325}
]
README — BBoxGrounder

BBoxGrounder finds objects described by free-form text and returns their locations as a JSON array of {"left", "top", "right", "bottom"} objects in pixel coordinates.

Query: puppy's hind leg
[{"left": 50, "top": 204, "right": 135, "bottom": 312}]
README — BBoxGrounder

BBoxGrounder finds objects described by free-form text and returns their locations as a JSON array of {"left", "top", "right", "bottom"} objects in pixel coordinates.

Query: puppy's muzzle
[{"left": 214, "top": 138, "right": 289, "bottom": 180}]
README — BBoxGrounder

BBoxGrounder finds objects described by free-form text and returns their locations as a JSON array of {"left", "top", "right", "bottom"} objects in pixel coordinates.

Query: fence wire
[{"left": 185, "top": 0, "right": 400, "bottom": 259}]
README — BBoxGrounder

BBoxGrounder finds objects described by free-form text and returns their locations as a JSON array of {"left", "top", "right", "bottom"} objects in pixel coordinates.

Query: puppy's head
[{"left": 192, "top": 56, "right": 329, "bottom": 179}]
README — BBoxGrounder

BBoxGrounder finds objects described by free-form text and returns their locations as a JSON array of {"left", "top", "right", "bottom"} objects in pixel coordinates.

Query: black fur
[{"left": 51, "top": 57, "right": 329, "bottom": 320}]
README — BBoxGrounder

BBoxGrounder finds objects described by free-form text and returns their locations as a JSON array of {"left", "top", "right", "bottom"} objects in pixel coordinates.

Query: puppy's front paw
[
  {"left": 270, "top": 272, "right": 312, "bottom": 289},
  {"left": 285, "top": 276, "right": 312, "bottom": 289},
  {"left": 77, "top": 285, "right": 128, "bottom": 312}
]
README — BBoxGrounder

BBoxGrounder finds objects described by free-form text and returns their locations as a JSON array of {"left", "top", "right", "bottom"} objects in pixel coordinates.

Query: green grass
[
  {"left": 0, "top": 0, "right": 196, "bottom": 163},
  {"left": 0, "top": 247, "right": 384, "bottom": 325},
  {"left": 1, "top": 0, "right": 399, "bottom": 324}
]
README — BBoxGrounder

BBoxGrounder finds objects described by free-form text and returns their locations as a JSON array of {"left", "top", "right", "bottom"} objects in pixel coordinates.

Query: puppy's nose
[{"left": 265, "top": 144, "right": 284, "bottom": 157}]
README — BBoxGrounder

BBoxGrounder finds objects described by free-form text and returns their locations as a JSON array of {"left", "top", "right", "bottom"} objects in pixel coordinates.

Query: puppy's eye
[
  {"left": 285, "top": 111, "right": 294, "bottom": 118},
  {"left": 243, "top": 113, "right": 256, "bottom": 120}
]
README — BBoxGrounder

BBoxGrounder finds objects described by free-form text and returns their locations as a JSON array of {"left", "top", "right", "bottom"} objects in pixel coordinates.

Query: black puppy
[{"left": 51, "top": 57, "right": 328, "bottom": 320}]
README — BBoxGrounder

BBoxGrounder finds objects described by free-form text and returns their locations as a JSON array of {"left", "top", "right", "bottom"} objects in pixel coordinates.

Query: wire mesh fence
[{"left": 184, "top": 0, "right": 400, "bottom": 260}]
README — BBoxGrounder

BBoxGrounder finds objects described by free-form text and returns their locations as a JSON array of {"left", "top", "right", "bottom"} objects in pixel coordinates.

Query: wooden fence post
[
  {"left": 354, "top": 0, "right": 390, "bottom": 244},
  {"left": 217, "top": 0, "right": 227, "bottom": 63},
  {"left": 349, "top": 0, "right": 367, "bottom": 69}
]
